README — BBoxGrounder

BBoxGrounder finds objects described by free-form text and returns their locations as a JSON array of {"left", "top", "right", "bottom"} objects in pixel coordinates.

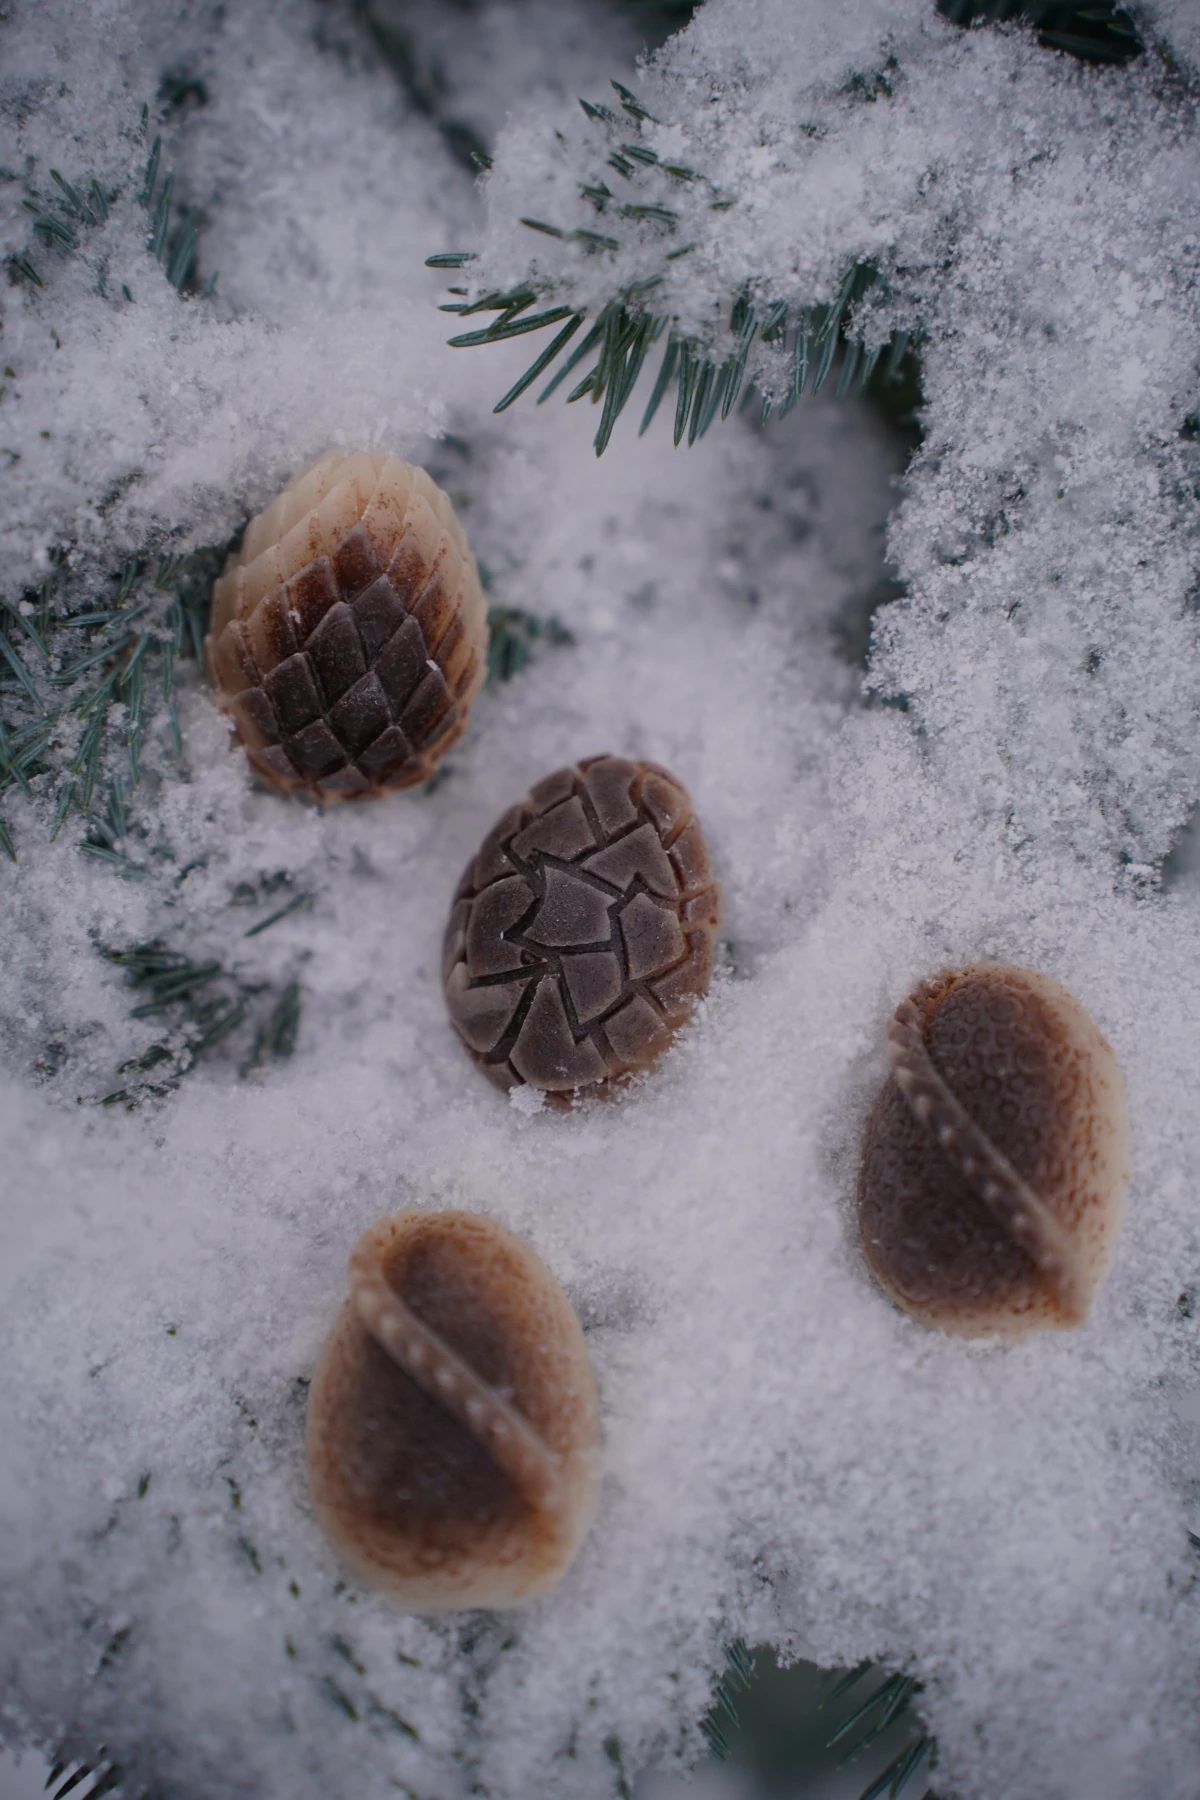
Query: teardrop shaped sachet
[
  {"left": 306, "top": 1210, "right": 600, "bottom": 1610},
  {"left": 858, "top": 963, "right": 1129, "bottom": 1339}
]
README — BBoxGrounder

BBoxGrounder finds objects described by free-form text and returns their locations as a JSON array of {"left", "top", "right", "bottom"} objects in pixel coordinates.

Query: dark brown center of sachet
[
  {"left": 322, "top": 1233, "right": 540, "bottom": 1556},
  {"left": 859, "top": 971, "right": 1081, "bottom": 1319}
]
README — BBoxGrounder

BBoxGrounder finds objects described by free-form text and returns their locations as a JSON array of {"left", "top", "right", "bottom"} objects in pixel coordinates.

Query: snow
[{"left": 3, "top": 3, "right": 1200, "bottom": 1800}]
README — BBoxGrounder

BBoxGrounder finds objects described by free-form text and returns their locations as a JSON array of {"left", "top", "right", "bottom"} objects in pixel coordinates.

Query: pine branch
[
  {"left": 42, "top": 1748, "right": 125, "bottom": 1800},
  {"left": 936, "top": 0, "right": 1143, "bottom": 65},
  {"left": 696, "top": 1647, "right": 938, "bottom": 1800},
  {"left": 427, "top": 62, "right": 907, "bottom": 458},
  {"left": 0, "top": 121, "right": 229, "bottom": 866},
  {"left": 427, "top": 2, "right": 1143, "bottom": 456},
  {"left": 350, "top": 1, "right": 489, "bottom": 174},
  {"left": 486, "top": 607, "right": 574, "bottom": 686},
  {"left": 698, "top": 1638, "right": 756, "bottom": 1759},
  {"left": 98, "top": 903, "right": 307, "bottom": 1106},
  {"left": 9, "top": 112, "right": 214, "bottom": 299},
  {"left": 822, "top": 1664, "right": 937, "bottom": 1800},
  {"left": 602, "top": 1733, "right": 632, "bottom": 1800},
  {"left": 0, "top": 540, "right": 225, "bottom": 866},
  {"left": 431, "top": 259, "right": 906, "bottom": 457}
]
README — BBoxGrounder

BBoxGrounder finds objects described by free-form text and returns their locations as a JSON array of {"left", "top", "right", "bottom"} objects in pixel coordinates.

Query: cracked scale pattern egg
[
  {"left": 206, "top": 450, "right": 487, "bottom": 800},
  {"left": 444, "top": 757, "right": 721, "bottom": 1100},
  {"left": 858, "top": 963, "right": 1130, "bottom": 1339}
]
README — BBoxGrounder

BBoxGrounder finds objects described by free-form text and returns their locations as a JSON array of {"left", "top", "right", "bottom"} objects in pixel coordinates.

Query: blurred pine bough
[{"left": 427, "top": 1, "right": 1145, "bottom": 457}]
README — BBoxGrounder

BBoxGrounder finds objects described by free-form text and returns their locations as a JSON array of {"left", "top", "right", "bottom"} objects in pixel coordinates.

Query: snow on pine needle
[{"left": 458, "top": 0, "right": 1200, "bottom": 869}]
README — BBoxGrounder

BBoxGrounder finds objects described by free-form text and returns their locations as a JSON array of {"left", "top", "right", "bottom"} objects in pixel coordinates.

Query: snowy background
[{"left": 3, "top": 3, "right": 1200, "bottom": 1798}]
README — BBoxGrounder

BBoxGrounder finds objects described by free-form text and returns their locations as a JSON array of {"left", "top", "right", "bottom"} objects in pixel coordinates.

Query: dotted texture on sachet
[
  {"left": 858, "top": 964, "right": 1129, "bottom": 1339},
  {"left": 305, "top": 1210, "right": 599, "bottom": 1611}
]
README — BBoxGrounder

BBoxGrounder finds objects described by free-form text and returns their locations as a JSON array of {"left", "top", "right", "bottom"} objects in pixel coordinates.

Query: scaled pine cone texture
[
  {"left": 207, "top": 450, "right": 487, "bottom": 800},
  {"left": 858, "top": 963, "right": 1129, "bottom": 1340},
  {"left": 444, "top": 757, "right": 721, "bottom": 1099}
]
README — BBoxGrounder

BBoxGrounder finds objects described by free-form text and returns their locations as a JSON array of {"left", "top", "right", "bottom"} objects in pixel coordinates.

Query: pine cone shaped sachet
[
  {"left": 207, "top": 450, "right": 487, "bottom": 801},
  {"left": 444, "top": 757, "right": 721, "bottom": 1101}
]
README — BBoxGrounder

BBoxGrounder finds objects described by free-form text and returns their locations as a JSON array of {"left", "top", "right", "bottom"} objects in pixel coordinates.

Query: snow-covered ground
[{"left": 4, "top": 4, "right": 1200, "bottom": 1799}]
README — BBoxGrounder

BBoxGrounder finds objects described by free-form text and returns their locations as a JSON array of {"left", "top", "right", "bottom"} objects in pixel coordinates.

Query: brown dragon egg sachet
[
  {"left": 305, "top": 1210, "right": 600, "bottom": 1610},
  {"left": 444, "top": 757, "right": 721, "bottom": 1100},
  {"left": 207, "top": 450, "right": 487, "bottom": 800},
  {"left": 858, "top": 963, "right": 1129, "bottom": 1340}
]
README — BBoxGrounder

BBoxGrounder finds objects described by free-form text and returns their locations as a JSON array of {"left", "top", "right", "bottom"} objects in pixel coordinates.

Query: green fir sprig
[
  {"left": 486, "top": 606, "right": 574, "bottom": 685},
  {"left": 42, "top": 1750, "right": 124, "bottom": 1800},
  {"left": 428, "top": 1, "right": 1142, "bottom": 457},
  {"left": 937, "top": 0, "right": 1142, "bottom": 65},
  {"left": 428, "top": 78, "right": 908, "bottom": 457},
  {"left": 1, "top": 117, "right": 225, "bottom": 867},
  {"left": 98, "top": 922, "right": 306, "bottom": 1107},
  {"left": 699, "top": 1639, "right": 756, "bottom": 1759},
  {"left": 822, "top": 1663, "right": 937, "bottom": 1800},
  {"left": 0, "top": 542, "right": 223, "bottom": 866},
  {"left": 433, "top": 252, "right": 909, "bottom": 457},
  {"left": 8, "top": 108, "right": 212, "bottom": 298},
  {"left": 698, "top": 1647, "right": 937, "bottom": 1800}
]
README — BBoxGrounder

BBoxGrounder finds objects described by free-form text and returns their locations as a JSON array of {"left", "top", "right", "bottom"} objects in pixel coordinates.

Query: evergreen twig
[
  {"left": 698, "top": 1639, "right": 756, "bottom": 1759},
  {"left": 0, "top": 542, "right": 224, "bottom": 866},
  {"left": 427, "top": 68, "right": 906, "bottom": 459},
  {"left": 485, "top": 607, "right": 574, "bottom": 686},
  {"left": 695, "top": 1648, "right": 938, "bottom": 1800},
  {"left": 821, "top": 1663, "right": 937, "bottom": 1800},
  {"left": 430, "top": 256, "right": 906, "bottom": 457},
  {"left": 98, "top": 925, "right": 305, "bottom": 1106},
  {"left": 426, "top": 2, "right": 1142, "bottom": 457},
  {"left": 42, "top": 1746, "right": 125, "bottom": 1800},
  {"left": 936, "top": 0, "right": 1142, "bottom": 64},
  {"left": 11, "top": 122, "right": 212, "bottom": 299}
]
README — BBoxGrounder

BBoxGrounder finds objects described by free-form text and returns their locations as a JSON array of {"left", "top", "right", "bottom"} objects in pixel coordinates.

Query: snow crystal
[{"left": 3, "top": 4, "right": 1200, "bottom": 1800}]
